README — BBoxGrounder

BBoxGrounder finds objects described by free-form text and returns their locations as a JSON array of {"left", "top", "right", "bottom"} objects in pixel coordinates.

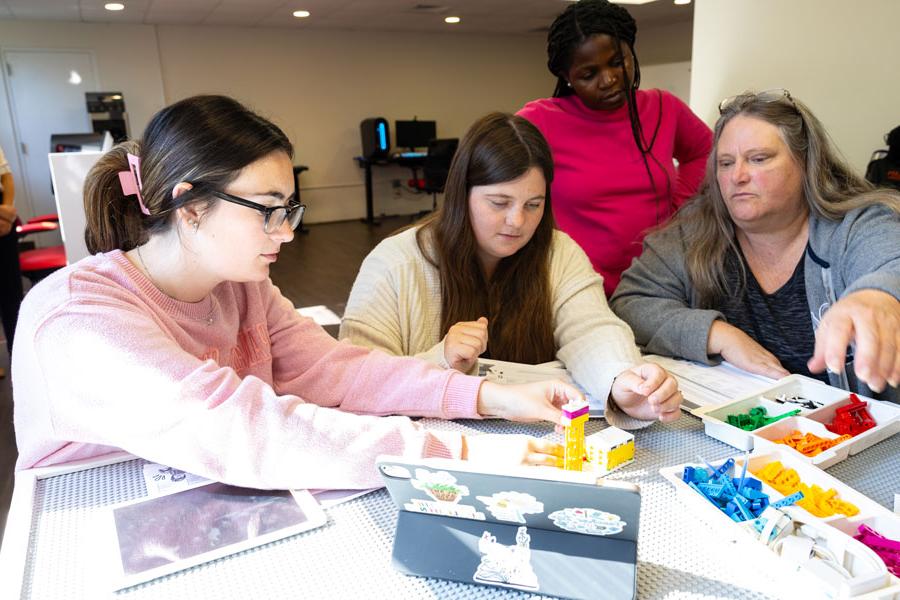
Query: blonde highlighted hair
[{"left": 662, "top": 91, "right": 900, "bottom": 307}]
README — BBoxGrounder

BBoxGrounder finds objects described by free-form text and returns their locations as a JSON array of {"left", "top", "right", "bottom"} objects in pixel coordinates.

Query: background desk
[
  {"left": 4, "top": 414, "right": 898, "bottom": 599},
  {"left": 355, "top": 154, "right": 425, "bottom": 225}
]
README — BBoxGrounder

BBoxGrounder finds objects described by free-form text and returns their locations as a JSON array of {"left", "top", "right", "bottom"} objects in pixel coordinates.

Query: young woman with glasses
[
  {"left": 611, "top": 90, "right": 900, "bottom": 401},
  {"left": 12, "top": 95, "right": 584, "bottom": 489}
]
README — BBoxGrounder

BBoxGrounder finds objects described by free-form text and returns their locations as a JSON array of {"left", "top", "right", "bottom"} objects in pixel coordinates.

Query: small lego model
[
  {"left": 825, "top": 394, "right": 876, "bottom": 436},
  {"left": 584, "top": 427, "right": 635, "bottom": 475},
  {"left": 560, "top": 399, "right": 590, "bottom": 471}
]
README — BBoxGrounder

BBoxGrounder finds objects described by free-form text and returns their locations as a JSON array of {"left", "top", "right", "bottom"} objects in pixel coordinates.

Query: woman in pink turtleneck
[
  {"left": 519, "top": 0, "right": 711, "bottom": 296},
  {"left": 12, "top": 95, "right": 580, "bottom": 491}
]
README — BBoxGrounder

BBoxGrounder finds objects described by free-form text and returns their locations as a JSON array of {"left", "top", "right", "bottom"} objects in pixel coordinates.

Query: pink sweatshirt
[
  {"left": 518, "top": 90, "right": 712, "bottom": 296},
  {"left": 12, "top": 250, "right": 483, "bottom": 490}
]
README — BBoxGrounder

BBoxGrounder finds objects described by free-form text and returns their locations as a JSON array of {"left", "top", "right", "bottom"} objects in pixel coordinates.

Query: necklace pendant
[{"left": 206, "top": 316, "right": 214, "bottom": 325}]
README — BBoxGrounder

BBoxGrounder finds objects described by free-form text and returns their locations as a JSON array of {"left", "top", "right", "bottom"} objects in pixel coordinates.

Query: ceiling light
[
  {"left": 674, "top": 0, "right": 692, "bottom": 4},
  {"left": 444, "top": 16, "right": 460, "bottom": 24},
  {"left": 293, "top": 10, "right": 310, "bottom": 18},
  {"left": 104, "top": 2, "right": 125, "bottom": 10}
]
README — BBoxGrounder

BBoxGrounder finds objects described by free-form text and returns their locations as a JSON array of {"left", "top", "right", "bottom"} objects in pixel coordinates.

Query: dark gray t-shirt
[{"left": 717, "top": 250, "right": 828, "bottom": 382}]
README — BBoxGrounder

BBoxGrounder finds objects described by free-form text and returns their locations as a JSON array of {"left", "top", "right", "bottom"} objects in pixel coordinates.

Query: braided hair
[{"left": 546, "top": 0, "right": 671, "bottom": 220}]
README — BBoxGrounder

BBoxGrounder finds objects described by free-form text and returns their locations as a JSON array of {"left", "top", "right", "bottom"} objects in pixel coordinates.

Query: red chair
[{"left": 16, "top": 214, "right": 67, "bottom": 283}]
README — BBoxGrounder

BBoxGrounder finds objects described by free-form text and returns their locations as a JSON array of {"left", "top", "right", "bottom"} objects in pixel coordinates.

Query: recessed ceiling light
[
  {"left": 444, "top": 16, "right": 460, "bottom": 24},
  {"left": 104, "top": 2, "right": 125, "bottom": 10},
  {"left": 674, "top": 0, "right": 691, "bottom": 4},
  {"left": 293, "top": 10, "right": 310, "bottom": 18}
]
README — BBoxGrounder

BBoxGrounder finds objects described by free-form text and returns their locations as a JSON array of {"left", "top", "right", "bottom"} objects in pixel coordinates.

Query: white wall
[
  {"left": 637, "top": 19, "right": 693, "bottom": 66},
  {"left": 690, "top": 0, "right": 900, "bottom": 174},
  {"left": 0, "top": 18, "right": 695, "bottom": 224},
  {"left": 155, "top": 26, "right": 551, "bottom": 223},
  {"left": 641, "top": 61, "right": 691, "bottom": 104},
  {"left": 0, "top": 21, "right": 165, "bottom": 219}
]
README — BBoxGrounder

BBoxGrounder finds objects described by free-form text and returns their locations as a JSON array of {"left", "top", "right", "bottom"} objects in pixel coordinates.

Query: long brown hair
[
  {"left": 661, "top": 90, "right": 900, "bottom": 307},
  {"left": 416, "top": 113, "right": 557, "bottom": 364},
  {"left": 84, "top": 95, "right": 293, "bottom": 253}
]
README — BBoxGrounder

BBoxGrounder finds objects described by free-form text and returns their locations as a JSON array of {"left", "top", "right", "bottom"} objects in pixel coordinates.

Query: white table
[{"left": 2, "top": 413, "right": 898, "bottom": 599}]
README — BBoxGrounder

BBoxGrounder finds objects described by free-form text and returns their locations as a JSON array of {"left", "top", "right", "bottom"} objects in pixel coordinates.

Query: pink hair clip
[{"left": 117, "top": 152, "right": 150, "bottom": 216}]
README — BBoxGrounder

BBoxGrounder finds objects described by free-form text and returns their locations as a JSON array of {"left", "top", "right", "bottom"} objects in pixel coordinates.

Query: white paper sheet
[
  {"left": 310, "top": 487, "right": 379, "bottom": 508},
  {"left": 141, "top": 463, "right": 210, "bottom": 497},
  {"left": 643, "top": 355, "right": 774, "bottom": 411},
  {"left": 477, "top": 358, "right": 604, "bottom": 415}
]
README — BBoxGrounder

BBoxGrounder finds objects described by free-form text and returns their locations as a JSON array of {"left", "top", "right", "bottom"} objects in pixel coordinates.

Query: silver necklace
[{"left": 137, "top": 245, "right": 215, "bottom": 325}]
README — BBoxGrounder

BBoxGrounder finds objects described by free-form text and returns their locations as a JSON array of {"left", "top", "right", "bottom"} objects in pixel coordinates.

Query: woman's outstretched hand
[
  {"left": 477, "top": 379, "right": 584, "bottom": 424},
  {"left": 462, "top": 434, "right": 563, "bottom": 468}
]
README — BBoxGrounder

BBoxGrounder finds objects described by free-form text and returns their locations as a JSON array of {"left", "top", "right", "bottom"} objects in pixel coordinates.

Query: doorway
[{"left": 2, "top": 49, "right": 98, "bottom": 219}]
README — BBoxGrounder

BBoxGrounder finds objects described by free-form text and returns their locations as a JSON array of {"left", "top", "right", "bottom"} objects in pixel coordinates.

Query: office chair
[
  {"left": 416, "top": 138, "right": 459, "bottom": 212},
  {"left": 16, "top": 215, "right": 66, "bottom": 283}
]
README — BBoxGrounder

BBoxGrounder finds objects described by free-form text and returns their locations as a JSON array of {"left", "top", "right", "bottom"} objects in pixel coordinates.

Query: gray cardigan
[{"left": 610, "top": 205, "right": 900, "bottom": 402}]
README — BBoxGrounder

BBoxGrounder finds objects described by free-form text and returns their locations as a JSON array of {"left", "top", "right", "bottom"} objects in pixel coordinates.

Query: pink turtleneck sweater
[
  {"left": 12, "top": 250, "right": 483, "bottom": 490},
  {"left": 518, "top": 90, "right": 712, "bottom": 296}
]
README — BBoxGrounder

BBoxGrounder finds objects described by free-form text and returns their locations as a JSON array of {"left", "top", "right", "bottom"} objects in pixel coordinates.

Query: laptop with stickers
[{"left": 376, "top": 456, "right": 641, "bottom": 600}]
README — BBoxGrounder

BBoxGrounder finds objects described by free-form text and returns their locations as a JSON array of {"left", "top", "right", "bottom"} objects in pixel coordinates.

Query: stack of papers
[
  {"left": 643, "top": 355, "right": 774, "bottom": 412},
  {"left": 476, "top": 356, "right": 775, "bottom": 416}
]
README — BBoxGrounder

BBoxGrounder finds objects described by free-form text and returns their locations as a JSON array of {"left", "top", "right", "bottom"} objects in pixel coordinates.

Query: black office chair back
[{"left": 422, "top": 139, "right": 459, "bottom": 194}]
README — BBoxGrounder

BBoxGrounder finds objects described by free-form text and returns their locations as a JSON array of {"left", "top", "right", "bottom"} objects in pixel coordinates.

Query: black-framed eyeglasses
[
  {"left": 718, "top": 88, "right": 798, "bottom": 115},
  {"left": 209, "top": 190, "right": 306, "bottom": 234}
]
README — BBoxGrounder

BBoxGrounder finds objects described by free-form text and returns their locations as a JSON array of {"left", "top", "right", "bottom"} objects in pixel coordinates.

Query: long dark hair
[
  {"left": 546, "top": 0, "right": 670, "bottom": 219},
  {"left": 416, "top": 113, "right": 557, "bottom": 364},
  {"left": 84, "top": 95, "right": 293, "bottom": 253}
]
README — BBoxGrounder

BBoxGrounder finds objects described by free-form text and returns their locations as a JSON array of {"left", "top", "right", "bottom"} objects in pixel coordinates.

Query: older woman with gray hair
[{"left": 610, "top": 89, "right": 900, "bottom": 401}]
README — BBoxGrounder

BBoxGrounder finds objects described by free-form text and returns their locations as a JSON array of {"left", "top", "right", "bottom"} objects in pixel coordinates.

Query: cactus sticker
[{"left": 405, "top": 469, "right": 485, "bottom": 520}]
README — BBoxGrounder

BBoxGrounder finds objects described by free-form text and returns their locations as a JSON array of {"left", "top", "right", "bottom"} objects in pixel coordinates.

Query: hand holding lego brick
[
  {"left": 807, "top": 289, "right": 900, "bottom": 392},
  {"left": 610, "top": 363, "right": 683, "bottom": 423},
  {"left": 476, "top": 379, "right": 583, "bottom": 424}
]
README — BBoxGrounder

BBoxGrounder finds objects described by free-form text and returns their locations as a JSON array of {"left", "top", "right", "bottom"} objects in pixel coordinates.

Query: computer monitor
[{"left": 395, "top": 119, "right": 436, "bottom": 150}]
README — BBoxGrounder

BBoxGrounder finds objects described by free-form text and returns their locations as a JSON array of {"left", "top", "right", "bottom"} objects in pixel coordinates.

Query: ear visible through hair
[{"left": 173, "top": 183, "right": 203, "bottom": 232}]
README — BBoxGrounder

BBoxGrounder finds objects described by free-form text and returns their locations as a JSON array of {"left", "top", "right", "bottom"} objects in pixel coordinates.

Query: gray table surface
[{"left": 15, "top": 413, "right": 900, "bottom": 599}]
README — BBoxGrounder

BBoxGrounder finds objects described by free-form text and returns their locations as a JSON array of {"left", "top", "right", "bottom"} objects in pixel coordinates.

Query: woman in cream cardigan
[{"left": 340, "top": 112, "right": 682, "bottom": 428}]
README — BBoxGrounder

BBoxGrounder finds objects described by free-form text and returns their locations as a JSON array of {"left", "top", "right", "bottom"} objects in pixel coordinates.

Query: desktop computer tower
[{"left": 360, "top": 117, "right": 390, "bottom": 161}]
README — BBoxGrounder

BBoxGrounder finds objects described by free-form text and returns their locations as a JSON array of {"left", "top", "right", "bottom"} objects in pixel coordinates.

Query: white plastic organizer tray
[
  {"left": 660, "top": 448, "right": 900, "bottom": 599},
  {"left": 694, "top": 375, "right": 900, "bottom": 465}
]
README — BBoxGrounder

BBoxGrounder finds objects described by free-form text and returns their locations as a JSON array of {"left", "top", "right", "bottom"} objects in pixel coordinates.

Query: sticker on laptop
[
  {"left": 548, "top": 507, "right": 626, "bottom": 535},
  {"left": 473, "top": 526, "right": 539, "bottom": 592},
  {"left": 476, "top": 491, "right": 544, "bottom": 524},
  {"left": 405, "top": 469, "right": 485, "bottom": 520}
]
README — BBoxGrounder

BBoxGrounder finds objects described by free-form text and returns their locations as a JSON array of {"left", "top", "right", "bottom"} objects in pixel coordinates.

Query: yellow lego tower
[{"left": 560, "top": 399, "right": 590, "bottom": 471}]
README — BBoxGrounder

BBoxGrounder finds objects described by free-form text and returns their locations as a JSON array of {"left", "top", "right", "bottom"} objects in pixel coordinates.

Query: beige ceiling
[{"left": 0, "top": 0, "right": 693, "bottom": 35}]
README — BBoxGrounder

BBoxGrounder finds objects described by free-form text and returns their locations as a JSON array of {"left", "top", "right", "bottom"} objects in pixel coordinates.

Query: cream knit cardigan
[{"left": 340, "top": 227, "right": 652, "bottom": 429}]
